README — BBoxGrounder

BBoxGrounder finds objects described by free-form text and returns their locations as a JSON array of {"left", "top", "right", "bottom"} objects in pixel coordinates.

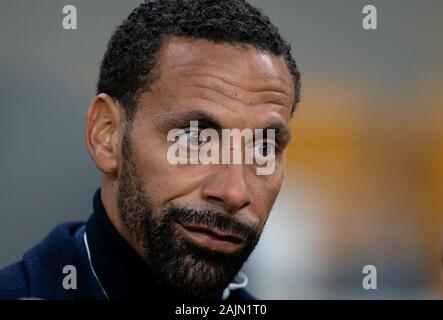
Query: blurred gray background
[{"left": 1, "top": 0, "right": 443, "bottom": 299}]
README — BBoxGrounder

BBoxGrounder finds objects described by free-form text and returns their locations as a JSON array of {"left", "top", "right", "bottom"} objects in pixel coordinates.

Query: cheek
[
  {"left": 129, "top": 131, "right": 210, "bottom": 206},
  {"left": 258, "top": 159, "right": 285, "bottom": 198},
  {"left": 250, "top": 166, "right": 285, "bottom": 228}
]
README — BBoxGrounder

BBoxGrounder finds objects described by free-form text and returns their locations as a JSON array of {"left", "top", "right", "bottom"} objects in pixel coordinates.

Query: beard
[{"left": 117, "top": 128, "right": 262, "bottom": 299}]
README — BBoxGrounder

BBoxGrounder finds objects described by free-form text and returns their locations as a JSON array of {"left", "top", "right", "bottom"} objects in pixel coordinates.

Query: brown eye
[
  {"left": 183, "top": 130, "right": 205, "bottom": 150},
  {"left": 254, "top": 142, "right": 275, "bottom": 158}
]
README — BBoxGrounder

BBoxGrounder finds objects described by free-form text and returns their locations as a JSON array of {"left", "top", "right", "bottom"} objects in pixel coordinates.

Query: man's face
[{"left": 117, "top": 37, "right": 294, "bottom": 298}]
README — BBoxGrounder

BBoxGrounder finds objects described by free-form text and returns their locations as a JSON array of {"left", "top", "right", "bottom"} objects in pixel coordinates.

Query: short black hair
[{"left": 97, "top": 0, "right": 301, "bottom": 121}]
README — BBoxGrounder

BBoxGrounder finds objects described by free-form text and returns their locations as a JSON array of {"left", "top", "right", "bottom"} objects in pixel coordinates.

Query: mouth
[{"left": 176, "top": 223, "right": 246, "bottom": 254}]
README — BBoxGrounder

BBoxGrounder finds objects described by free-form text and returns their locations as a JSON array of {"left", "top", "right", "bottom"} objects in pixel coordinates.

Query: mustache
[{"left": 165, "top": 206, "right": 260, "bottom": 241}]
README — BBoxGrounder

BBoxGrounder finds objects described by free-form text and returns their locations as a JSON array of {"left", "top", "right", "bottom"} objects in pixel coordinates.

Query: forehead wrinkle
[
  {"left": 173, "top": 65, "right": 294, "bottom": 98},
  {"left": 177, "top": 71, "right": 293, "bottom": 110},
  {"left": 186, "top": 83, "right": 291, "bottom": 113},
  {"left": 185, "top": 96, "right": 243, "bottom": 115},
  {"left": 175, "top": 96, "right": 291, "bottom": 125},
  {"left": 159, "top": 37, "right": 295, "bottom": 99}
]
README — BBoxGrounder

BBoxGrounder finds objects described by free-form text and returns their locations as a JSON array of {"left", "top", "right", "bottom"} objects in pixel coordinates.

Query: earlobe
[{"left": 85, "top": 94, "right": 123, "bottom": 175}]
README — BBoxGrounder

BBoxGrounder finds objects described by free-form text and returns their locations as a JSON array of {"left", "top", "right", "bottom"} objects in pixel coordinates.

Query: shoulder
[
  {"left": 0, "top": 261, "right": 29, "bottom": 299},
  {"left": 0, "top": 221, "right": 88, "bottom": 300},
  {"left": 226, "top": 288, "right": 258, "bottom": 300},
  {"left": 23, "top": 222, "right": 84, "bottom": 262}
]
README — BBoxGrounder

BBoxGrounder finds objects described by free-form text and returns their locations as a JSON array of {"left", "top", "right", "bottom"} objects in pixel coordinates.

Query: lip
[{"left": 176, "top": 223, "right": 245, "bottom": 253}]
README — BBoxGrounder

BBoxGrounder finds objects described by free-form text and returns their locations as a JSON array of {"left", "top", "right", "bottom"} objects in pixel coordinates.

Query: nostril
[
  {"left": 204, "top": 195, "right": 250, "bottom": 213},
  {"left": 202, "top": 177, "right": 252, "bottom": 212},
  {"left": 206, "top": 195, "right": 225, "bottom": 205},
  {"left": 239, "top": 200, "right": 251, "bottom": 211}
]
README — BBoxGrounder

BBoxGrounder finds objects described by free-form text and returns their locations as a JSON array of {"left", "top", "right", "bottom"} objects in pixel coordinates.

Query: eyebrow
[
  {"left": 157, "top": 110, "right": 224, "bottom": 132},
  {"left": 264, "top": 122, "right": 292, "bottom": 147},
  {"left": 157, "top": 109, "right": 292, "bottom": 145}
]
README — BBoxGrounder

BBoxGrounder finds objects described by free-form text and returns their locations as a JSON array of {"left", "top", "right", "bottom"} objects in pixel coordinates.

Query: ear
[{"left": 85, "top": 93, "right": 124, "bottom": 176}]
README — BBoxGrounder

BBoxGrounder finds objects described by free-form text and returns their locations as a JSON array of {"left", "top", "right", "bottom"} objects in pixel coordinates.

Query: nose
[{"left": 201, "top": 164, "right": 252, "bottom": 213}]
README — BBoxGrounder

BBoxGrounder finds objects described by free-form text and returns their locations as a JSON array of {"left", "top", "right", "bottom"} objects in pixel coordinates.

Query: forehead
[
  {"left": 148, "top": 36, "right": 294, "bottom": 122},
  {"left": 160, "top": 36, "right": 292, "bottom": 80}
]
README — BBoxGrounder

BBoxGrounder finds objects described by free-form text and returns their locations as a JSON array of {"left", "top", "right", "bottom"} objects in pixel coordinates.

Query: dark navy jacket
[{"left": 0, "top": 190, "right": 255, "bottom": 300}]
